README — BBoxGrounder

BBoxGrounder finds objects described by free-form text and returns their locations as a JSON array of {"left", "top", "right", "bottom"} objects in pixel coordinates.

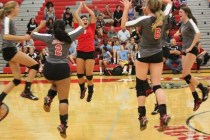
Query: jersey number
[
  {"left": 154, "top": 28, "right": 161, "bottom": 39},
  {"left": 55, "top": 44, "right": 62, "bottom": 56}
]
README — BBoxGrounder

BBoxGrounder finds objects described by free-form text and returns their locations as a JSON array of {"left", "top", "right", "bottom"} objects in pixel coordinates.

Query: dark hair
[
  {"left": 103, "top": 46, "right": 108, "bottom": 52},
  {"left": 45, "top": 1, "right": 54, "bottom": 8},
  {"left": 80, "top": 15, "right": 88, "bottom": 19},
  {"left": 116, "top": 5, "right": 120, "bottom": 9},
  {"left": 53, "top": 20, "right": 72, "bottom": 44},
  {"left": 27, "top": 18, "right": 36, "bottom": 25},
  {"left": 66, "top": 7, "right": 70, "bottom": 11},
  {"left": 180, "top": 6, "right": 197, "bottom": 25}
]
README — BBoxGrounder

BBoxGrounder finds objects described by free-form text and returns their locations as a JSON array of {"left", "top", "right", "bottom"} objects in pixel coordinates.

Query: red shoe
[
  {"left": 159, "top": 114, "right": 171, "bottom": 131},
  {"left": 193, "top": 98, "right": 202, "bottom": 111},
  {"left": 57, "top": 124, "right": 68, "bottom": 138},
  {"left": 80, "top": 87, "right": 87, "bottom": 99},
  {"left": 43, "top": 96, "right": 53, "bottom": 112},
  {"left": 139, "top": 116, "right": 148, "bottom": 131}
]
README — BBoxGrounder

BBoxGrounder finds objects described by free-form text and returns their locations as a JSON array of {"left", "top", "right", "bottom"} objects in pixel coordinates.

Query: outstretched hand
[{"left": 120, "top": 0, "right": 132, "bottom": 8}]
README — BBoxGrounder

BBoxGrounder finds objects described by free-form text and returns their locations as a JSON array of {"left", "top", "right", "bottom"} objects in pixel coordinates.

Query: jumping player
[
  {"left": 74, "top": 2, "right": 96, "bottom": 102},
  {"left": 175, "top": 6, "right": 209, "bottom": 111},
  {"left": 0, "top": 1, "right": 39, "bottom": 117},
  {"left": 121, "top": 0, "right": 172, "bottom": 130},
  {"left": 30, "top": 3, "right": 85, "bottom": 137}
]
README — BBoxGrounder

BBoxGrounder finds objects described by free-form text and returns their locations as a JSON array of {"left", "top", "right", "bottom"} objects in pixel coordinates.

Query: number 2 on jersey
[
  {"left": 154, "top": 28, "right": 161, "bottom": 39},
  {"left": 55, "top": 44, "right": 62, "bottom": 56}
]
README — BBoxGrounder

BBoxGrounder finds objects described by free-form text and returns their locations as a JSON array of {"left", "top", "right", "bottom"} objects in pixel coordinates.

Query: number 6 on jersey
[{"left": 154, "top": 28, "right": 161, "bottom": 39}]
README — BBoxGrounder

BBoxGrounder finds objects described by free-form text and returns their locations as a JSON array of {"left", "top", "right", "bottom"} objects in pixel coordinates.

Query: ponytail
[
  {"left": 0, "top": 8, "right": 5, "bottom": 20},
  {"left": 189, "top": 14, "right": 197, "bottom": 25},
  {"left": 152, "top": 10, "right": 164, "bottom": 31},
  {"left": 54, "top": 28, "right": 72, "bottom": 44},
  {"left": 53, "top": 20, "right": 72, "bottom": 44},
  {"left": 0, "top": 1, "right": 18, "bottom": 20},
  {"left": 180, "top": 6, "right": 197, "bottom": 25}
]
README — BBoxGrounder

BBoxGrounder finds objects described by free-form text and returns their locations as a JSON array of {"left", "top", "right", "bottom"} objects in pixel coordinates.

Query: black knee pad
[
  {"left": 13, "top": 79, "right": 21, "bottom": 86},
  {"left": 60, "top": 99, "right": 69, "bottom": 104},
  {"left": 86, "top": 75, "right": 93, "bottom": 81},
  {"left": 77, "top": 74, "right": 84, "bottom": 78},
  {"left": 136, "top": 78, "right": 146, "bottom": 97},
  {"left": 184, "top": 74, "right": 191, "bottom": 84},
  {"left": 30, "top": 64, "right": 39, "bottom": 71},
  {"left": 153, "top": 85, "right": 161, "bottom": 93}
]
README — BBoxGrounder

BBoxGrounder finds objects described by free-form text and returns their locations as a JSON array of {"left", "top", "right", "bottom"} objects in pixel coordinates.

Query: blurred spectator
[
  {"left": 131, "top": 27, "right": 142, "bottom": 43},
  {"left": 44, "top": 1, "right": 55, "bottom": 19},
  {"left": 179, "top": 0, "right": 187, "bottom": 5},
  {"left": 94, "top": 35, "right": 101, "bottom": 49},
  {"left": 23, "top": 47, "right": 38, "bottom": 77},
  {"left": 39, "top": 49, "right": 48, "bottom": 76},
  {"left": 108, "top": 26, "right": 117, "bottom": 39},
  {"left": 63, "top": 7, "right": 73, "bottom": 27},
  {"left": 100, "top": 39, "right": 112, "bottom": 52},
  {"left": 23, "top": 38, "right": 35, "bottom": 48},
  {"left": 0, "top": 2, "right": 3, "bottom": 9},
  {"left": 209, "top": 0, "right": 210, "bottom": 8},
  {"left": 113, "top": 40, "right": 121, "bottom": 64},
  {"left": 126, "top": 37, "right": 138, "bottom": 53},
  {"left": 118, "top": 45, "right": 129, "bottom": 75},
  {"left": 134, "top": 0, "right": 143, "bottom": 16},
  {"left": 197, "top": 42, "right": 210, "bottom": 70},
  {"left": 93, "top": 6, "right": 101, "bottom": 17},
  {"left": 128, "top": 4, "right": 136, "bottom": 21},
  {"left": 165, "top": 39, "right": 182, "bottom": 74},
  {"left": 96, "top": 14, "right": 106, "bottom": 37},
  {"left": 27, "top": 18, "right": 38, "bottom": 34},
  {"left": 99, "top": 46, "right": 112, "bottom": 75},
  {"left": 46, "top": 6, "right": 56, "bottom": 20},
  {"left": 46, "top": 18, "right": 54, "bottom": 34},
  {"left": 129, "top": 44, "right": 139, "bottom": 75},
  {"left": 113, "top": 5, "right": 123, "bottom": 27},
  {"left": 68, "top": 40, "right": 77, "bottom": 66},
  {"left": 103, "top": 4, "right": 113, "bottom": 19},
  {"left": 118, "top": 27, "right": 130, "bottom": 43}
]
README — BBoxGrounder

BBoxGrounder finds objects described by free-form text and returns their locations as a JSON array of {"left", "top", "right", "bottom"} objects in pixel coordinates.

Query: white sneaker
[{"left": 122, "top": 71, "right": 128, "bottom": 75}]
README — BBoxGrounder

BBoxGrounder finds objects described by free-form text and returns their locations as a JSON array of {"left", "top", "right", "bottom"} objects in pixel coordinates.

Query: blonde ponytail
[
  {"left": 152, "top": 10, "right": 164, "bottom": 31},
  {"left": 0, "top": 1, "right": 18, "bottom": 20},
  {"left": 0, "top": 8, "right": 5, "bottom": 20}
]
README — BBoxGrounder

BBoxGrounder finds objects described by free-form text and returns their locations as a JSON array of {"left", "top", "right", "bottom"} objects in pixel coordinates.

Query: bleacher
[{"left": 1, "top": 0, "right": 208, "bottom": 74}]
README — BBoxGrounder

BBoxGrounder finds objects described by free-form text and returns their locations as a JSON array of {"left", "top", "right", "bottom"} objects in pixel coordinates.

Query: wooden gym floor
[{"left": 0, "top": 73, "right": 210, "bottom": 140}]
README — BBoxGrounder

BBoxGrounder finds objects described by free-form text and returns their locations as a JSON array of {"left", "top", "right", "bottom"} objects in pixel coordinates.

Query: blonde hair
[
  {"left": 0, "top": 1, "right": 18, "bottom": 20},
  {"left": 147, "top": 0, "right": 165, "bottom": 31}
]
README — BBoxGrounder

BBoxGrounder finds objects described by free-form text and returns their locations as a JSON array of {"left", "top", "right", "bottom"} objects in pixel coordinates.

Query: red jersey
[{"left": 74, "top": 23, "right": 96, "bottom": 52}]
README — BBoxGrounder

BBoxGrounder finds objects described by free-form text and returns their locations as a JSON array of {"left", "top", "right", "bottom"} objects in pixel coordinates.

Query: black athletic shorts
[
  {"left": 182, "top": 47, "right": 198, "bottom": 56},
  {"left": 2, "top": 47, "right": 18, "bottom": 61},
  {"left": 77, "top": 51, "right": 95, "bottom": 60},
  {"left": 162, "top": 46, "right": 170, "bottom": 59},
  {"left": 136, "top": 51, "right": 163, "bottom": 63},
  {"left": 43, "top": 62, "right": 70, "bottom": 81}
]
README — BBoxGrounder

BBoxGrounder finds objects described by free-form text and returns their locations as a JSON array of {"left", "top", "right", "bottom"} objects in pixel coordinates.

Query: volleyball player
[
  {"left": 121, "top": 0, "right": 172, "bottom": 130},
  {"left": 74, "top": 2, "right": 96, "bottom": 102},
  {"left": 0, "top": 1, "right": 39, "bottom": 115},
  {"left": 30, "top": 3, "right": 85, "bottom": 138},
  {"left": 175, "top": 6, "right": 209, "bottom": 111}
]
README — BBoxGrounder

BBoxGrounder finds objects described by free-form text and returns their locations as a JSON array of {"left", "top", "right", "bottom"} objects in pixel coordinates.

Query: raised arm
[
  {"left": 83, "top": 2, "right": 96, "bottom": 23},
  {"left": 32, "top": 20, "right": 46, "bottom": 33},
  {"left": 121, "top": 0, "right": 132, "bottom": 29},
  {"left": 73, "top": 7, "right": 85, "bottom": 29},
  {"left": 73, "top": 2, "right": 83, "bottom": 23},
  {"left": 68, "top": 10, "right": 85, "bottom": 41}
]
